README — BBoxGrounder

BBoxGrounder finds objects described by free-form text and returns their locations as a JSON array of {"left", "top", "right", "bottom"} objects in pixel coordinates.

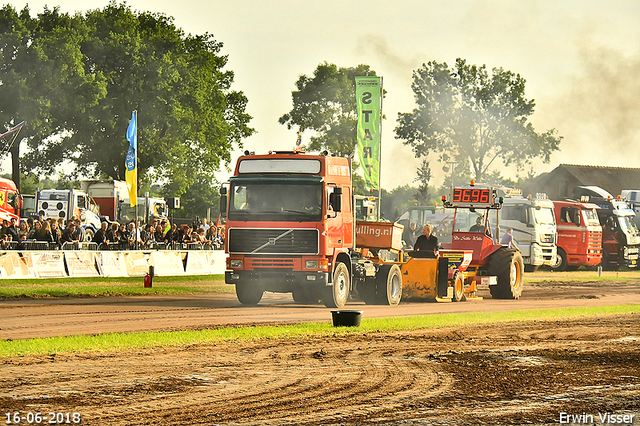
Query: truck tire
[
  {"left": 376, "top": 264, "right": 402, "bottom": 305},
  {"left": 84, "top": 228, "right": 94, "bottom": 242},
  {"left": 360, "top": 278, "right": 378, "bottom": 305},
  {"left": 549, "top": 248, "right": 568, "bottom": 271},
  {"left": 488, "top": 248, "right": 524, "bottom": 299},
  {"left": 292, "top": 288, "right": 320, "bottom": 304},
  {"left": 323, "top": 262, "right": 349, "bottom": 309},
  {"left": 236, "top": 283, "right": 263, "bottom": 305},
  {"left": 599, "top": 250, "right": 617, "bottom": 271},
  {"left": 451, "top": 270, "right": 465, "bottom": 302},
  {"left": 524, "top": 264, "right": 539, "bottom": 273}
]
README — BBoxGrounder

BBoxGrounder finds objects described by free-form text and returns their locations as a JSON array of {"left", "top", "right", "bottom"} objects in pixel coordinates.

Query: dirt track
[{"left": 1, "top": 272, "right": 640, "bottom": 425}]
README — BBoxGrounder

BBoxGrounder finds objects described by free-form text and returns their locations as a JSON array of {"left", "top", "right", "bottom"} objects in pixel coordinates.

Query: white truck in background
[
  {"left": 36, "top": 189, "right": 102, "bottom": 241},
  {"left": 82, "top": 180, "right": 168, "bottom": 225},
  {"left": 497, "top": 188, "right": 557, "bottom": 272},
  {"left": 621, "top": 190, "right": 640, "bottom": 229}
]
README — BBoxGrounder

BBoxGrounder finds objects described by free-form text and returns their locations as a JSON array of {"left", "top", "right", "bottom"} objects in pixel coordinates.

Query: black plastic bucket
[{"left": 331, "top": 310, "right": 363, "bottom": 327}]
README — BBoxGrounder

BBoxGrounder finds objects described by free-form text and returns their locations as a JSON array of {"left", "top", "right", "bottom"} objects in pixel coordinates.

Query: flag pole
[
  {"left": 377, "top": 77, "right": 383, "bottom": 222},
  {"left": 125, "top": 110, "right": 138, "bottom": 249}
]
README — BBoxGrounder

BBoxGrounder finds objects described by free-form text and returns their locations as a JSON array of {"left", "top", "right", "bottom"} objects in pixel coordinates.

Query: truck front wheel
[
  {"left": 323, "top": 262, "right": 349, "bottom": 309},
  {"left": 236, "top": 283, "right": 263, "bottom": 305},
  {"left": 550, "top": 248, "right": 567, "bottom": 271}
]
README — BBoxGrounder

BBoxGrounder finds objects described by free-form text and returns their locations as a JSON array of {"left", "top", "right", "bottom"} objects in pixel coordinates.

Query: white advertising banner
[
  {"left": 95, "top": 252, "right": 129, "bottom": 277},
  {"left": 150, "top": 251, "right": 185, "bottom": 276},
  {"left": 64, "top": 251, "right": 100, "bottom": 277},
  {"left": 29, "top": 252, "right": 67, "bottom": 278},
  {"left": 185, "top": 251, "right": 210, "bottom": 275},
  {"left": 205, "top": 251, "right": 227, "bottom": 275},
  {"left": 0, "top": 252, "right": 36, "bottom": 278},
  {"left": 124, "top": 251, "right": 151, "bottom": 277}
]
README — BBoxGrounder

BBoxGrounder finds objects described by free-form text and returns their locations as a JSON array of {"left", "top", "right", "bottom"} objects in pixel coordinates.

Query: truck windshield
[
  {"left": 533, "top": 207, "right": 555, "bottom": 225},
  {"left": 583, "top": 209, "right": 600, "bottom": 226},
  {"left": 228, "top": 182, "right": 323, "bottom": 222},
  {"left": 618, "top": 215, "right": 639, "bottom": 234}
]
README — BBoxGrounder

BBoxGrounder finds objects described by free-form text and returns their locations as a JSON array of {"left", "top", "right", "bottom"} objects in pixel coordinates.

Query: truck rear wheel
[
  {"left": 488, "top": 248, "right": 524, "bottom": 299},
  {"left": 236, "top": 283, "right": 263, "bottom": 305},
  {"left": 323, "top": 262, "right": 349, "bottom": 309},
  {"left": 376, "top": 264, "right": 402, "bottom": 305},
  {"left": 451, "top": 270, "right": 464, "bottom": 302}
]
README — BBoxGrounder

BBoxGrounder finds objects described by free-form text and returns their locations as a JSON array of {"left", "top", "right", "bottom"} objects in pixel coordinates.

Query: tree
[
  {"left": 414, "top": 159, "right": 431, "bottom": 205},
  {"left": 279, "top": 62, "right": 378, "bottom": 157},
  {"left": 0, "top": 5, "right": 105, "bottom": 191},
  {"left": 18, "top": 2, "right": 254, "bottom": 195},
  {"left": 395, "top": 58, "right": 562, "bottom": 182},
  {"left": 162, "top": 175, "right": 219, "bottom": 221}
]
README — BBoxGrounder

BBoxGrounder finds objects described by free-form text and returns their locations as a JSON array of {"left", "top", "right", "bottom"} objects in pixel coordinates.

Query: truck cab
[
  {"left": 551, "top": 200, "right": 602, "bottom": 270},
  {"left": 573, "top": 187, "right": 640, "bottom": 269},
  {"left": 498, "top": 189, "right": 557, "bottom": 272},
  {"left": 223, "top": 151, "right": 353, "bottom": 307},
  {"left": 355, "top": 195, "right": 377, "bottom": 221},
  {"left": 0, "top": 177, "right": 22, "bottom": 223},
  {"left": 36, "top": 189, "right": 102, "bottom": 240}
]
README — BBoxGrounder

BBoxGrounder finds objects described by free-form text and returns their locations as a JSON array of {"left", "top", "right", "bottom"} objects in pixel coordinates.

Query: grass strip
[
  {"left": 1, "top": 304, "right": 637, "bottom": 358},
  {"left": 526, "top": 270, "right": 640, "bottom": 282},
  {"left": 0, "top": 274, "right": 233, "bottom": 298}
]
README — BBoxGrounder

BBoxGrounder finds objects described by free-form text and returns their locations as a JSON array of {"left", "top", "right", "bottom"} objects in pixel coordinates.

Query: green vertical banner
[{"left": 355, "top": 76, "right": 382, "bottom": 191}]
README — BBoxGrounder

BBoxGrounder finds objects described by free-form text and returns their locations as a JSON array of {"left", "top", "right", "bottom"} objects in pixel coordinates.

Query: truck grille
[
  {"left": 248, "top": 258, "right": 296, "bottom": 269},
  {"left": 588, "top": 233, "right": 602, "bottom": 251},
  {"left": 229, "top": 228, "right": 319, "bottom": 255}
]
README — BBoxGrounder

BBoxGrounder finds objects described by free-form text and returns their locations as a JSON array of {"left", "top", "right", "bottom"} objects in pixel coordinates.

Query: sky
[{"left": 7, "top": 0, "right": 640, "bottom": 190}]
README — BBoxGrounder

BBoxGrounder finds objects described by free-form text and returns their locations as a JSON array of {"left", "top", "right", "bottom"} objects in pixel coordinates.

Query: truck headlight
[
  {"left": 305, "top": 260, "right": 318, "bottom": 269},
  {"left": 230, "top": 259, "right": 243, "bottom": 269}
]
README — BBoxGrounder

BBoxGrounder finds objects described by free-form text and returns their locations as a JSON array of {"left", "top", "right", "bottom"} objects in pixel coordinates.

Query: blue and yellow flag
[{"left": 125, "top": 111, "right": 137, "bottom": 207}]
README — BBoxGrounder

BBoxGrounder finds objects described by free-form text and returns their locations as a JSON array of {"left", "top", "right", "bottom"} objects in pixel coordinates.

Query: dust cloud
[{"left": 547, "top": 42, "right": 640, "bottom": 168}]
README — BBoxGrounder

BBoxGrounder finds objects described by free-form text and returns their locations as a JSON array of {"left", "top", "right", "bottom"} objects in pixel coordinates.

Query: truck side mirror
[
  {"left": 330, "top": 187, "right": 342, "bottom": 213},
  {"left": 220, "top": 186, "right": 227, "bottom": 214}
]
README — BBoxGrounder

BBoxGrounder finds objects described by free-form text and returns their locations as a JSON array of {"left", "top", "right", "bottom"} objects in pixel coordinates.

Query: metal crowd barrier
[{"left": 0, "top": 240, "right": 224, "bottom": 251}]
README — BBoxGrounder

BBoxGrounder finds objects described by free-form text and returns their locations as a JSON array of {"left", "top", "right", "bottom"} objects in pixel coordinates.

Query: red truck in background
[
  {"left": 0, "top": 177, "right": 22, "bottom": 223},
  {"left": 550, "top": 200, "right": 602, "bottom": 270}
]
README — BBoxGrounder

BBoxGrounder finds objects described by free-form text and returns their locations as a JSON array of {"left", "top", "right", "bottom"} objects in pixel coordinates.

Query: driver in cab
[
  {"left": 469, "top": 216, "right": 492, "bottom": 237},
  {"left": 412, "top": 224, "right": 439, "bottom": 258}
]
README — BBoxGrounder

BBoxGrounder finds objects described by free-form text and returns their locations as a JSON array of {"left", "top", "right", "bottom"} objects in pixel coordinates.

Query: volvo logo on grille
[{"left": 268, "top": 238, "right": 276, "bottom": 245}]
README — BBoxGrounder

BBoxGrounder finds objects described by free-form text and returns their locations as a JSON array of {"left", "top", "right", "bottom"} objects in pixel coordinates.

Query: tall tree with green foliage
[
  {"left": 279, "top": 62, "right": 378, "bottom": 157},
  {"left": 414, "top": 159, "right": 432, "bottom": 205},
  {"left": 395, "top": 58, "right": 562, "bottom": 182},
  {"left": 16, "top": 2, "right": 253, "bottom": 197},
  {"left": 0, "top": 5, "right": 105, "bottom": 191}
]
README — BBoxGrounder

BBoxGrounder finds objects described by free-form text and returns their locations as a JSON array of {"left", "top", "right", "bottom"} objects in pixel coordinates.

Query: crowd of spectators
[{"left": 0, "top": 216, "right": 225, "bottom": 251}]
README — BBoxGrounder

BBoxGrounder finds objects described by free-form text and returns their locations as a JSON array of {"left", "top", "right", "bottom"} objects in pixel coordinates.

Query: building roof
[
  {"left": 558, "top": 164, "right": 640, "bottom": 195},
  {"left": 527, "top": 164, "right": 640, "bottom": 200}
]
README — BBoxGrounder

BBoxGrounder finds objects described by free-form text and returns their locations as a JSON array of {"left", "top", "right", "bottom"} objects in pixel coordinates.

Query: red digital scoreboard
[{"left": 449, "top": 187, "right": 495, "bottom": 207}]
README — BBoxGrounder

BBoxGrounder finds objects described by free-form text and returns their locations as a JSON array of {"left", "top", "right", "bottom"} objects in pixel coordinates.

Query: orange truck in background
[
  {"left": 550, "top": 200, "right": 602, "bottom": 270},
  {"left": 0, "top": 177, "right": 22, "bottom": 223}
]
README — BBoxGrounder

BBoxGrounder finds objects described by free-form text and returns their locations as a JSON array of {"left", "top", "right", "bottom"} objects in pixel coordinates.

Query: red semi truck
[
  {"left": 222, "top": 151, "right": 359, "bottom": 308},
  {"left": 550, "top": 200, "right": 603, "bottom": 270}
]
